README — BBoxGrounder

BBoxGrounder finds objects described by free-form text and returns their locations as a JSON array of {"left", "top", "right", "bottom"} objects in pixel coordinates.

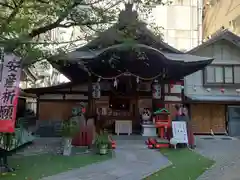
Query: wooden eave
[
  {"left": 24, "top": 82, "right": 75, "bottom": 94},
  {"left": 19, "top": 89, "right": 37, "bottom": 98},
  {"left": 22, "top": 68, "right": 38, "bottom": 82}
]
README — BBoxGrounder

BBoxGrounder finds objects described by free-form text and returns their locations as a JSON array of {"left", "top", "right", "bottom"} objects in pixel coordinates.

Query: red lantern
[{"left": 82, "top": 108, "right": 86, "bottom": 113}]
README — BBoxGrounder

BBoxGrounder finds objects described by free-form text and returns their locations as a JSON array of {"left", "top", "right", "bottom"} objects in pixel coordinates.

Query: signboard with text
[
  {"left": 172, "top": 121, "right": 189, "bottom": 144},
  {"left": 0, "top": 49, "right": 21, "bottom": 133}
]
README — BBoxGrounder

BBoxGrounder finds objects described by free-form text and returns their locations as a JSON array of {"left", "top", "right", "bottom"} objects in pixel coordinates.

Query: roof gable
[{"left": 187, "top": 29, "right": 240, "bottom": 54}]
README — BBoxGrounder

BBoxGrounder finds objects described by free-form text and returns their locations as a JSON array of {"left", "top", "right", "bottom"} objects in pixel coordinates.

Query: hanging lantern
[
  {"left": 92, "top": 82, "right": 101, "bottom": 99},
  {"left": 136, "top": 76, "right": 140, "bottom": 83},
  {"left": 220, "top": 88, "right": 225, "bottom": 93},
  {"left": 152, "top": 80, "right": 161, "bottom": 99},
  {"left": 206, "top": 88, "right": 211, "bottom": 92}
]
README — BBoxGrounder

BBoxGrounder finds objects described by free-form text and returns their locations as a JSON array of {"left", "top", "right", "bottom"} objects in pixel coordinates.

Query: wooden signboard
[{"left": 172, "top": 121, "right": 189, "bottom": 144}]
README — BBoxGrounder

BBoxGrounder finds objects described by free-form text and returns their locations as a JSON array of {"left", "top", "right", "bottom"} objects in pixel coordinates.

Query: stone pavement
[
  {"left": 14, "top": 137, "right": 62, "bottom": 157},
  {"left": 195, "top": 136, "right": 240, "bottom": 180},
  {"left": 41, "top": 137, "right": 171, "bottom": 180}
]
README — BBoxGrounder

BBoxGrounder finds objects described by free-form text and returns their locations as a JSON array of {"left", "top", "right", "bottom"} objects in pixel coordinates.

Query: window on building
[
  {"left": 203, "top": 65, "right": 240, "bottom": 86},
  {"left": 234, "top": 66, "right": 240, "bottom": 83}
]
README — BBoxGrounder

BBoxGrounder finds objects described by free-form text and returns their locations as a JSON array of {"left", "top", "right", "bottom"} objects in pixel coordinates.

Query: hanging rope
[{"left": 90, "top": 70, "right": 165, "bottom": 81}]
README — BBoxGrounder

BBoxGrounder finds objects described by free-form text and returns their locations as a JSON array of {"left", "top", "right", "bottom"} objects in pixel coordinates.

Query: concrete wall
[
  {"left": 203, "top": 0, "right": 240, "bottom": 38},
  {"left": 153, "top": 0, "right": 203, "bottom": 50}
]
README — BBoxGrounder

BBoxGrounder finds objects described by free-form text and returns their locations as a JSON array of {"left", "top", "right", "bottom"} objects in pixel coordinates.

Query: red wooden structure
[
  {"left": 72, "top": 119, "right": 95, "bottom": 146},
  {"left": 154, "top": 110, "right": 172, "bottom": 140}
]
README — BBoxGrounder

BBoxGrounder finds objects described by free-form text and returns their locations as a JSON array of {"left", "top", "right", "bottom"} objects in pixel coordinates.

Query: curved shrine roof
[
  {"left": 48, "top": 4, "right": 213, "bottom": 83},
  {"left": 53, "top": 44, "right": 213, "bottom": 82}
]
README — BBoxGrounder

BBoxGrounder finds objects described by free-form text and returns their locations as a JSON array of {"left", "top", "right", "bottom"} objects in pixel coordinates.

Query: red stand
[
  {"left": 155, "top": 113, "right": 171, "bottom": 139},
  {"left": 72, "top": 123, "right": 94, "bottom": 146}
]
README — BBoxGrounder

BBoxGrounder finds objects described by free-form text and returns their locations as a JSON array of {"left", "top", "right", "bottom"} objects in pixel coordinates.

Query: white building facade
[{"left": 152, "top": 0, "right": 203, "bottom": 51}]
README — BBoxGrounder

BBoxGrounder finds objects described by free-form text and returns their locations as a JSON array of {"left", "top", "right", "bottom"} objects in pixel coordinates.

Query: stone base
[
  {"left": 63, "top": 138, "right": 72, "bottom": 156},
  {"left": 141, "top": 124, "right": 157, "bottom": 137}
]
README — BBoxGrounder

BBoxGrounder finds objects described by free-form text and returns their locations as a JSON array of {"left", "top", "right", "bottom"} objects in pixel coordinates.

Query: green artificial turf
[
  {"left": 0, "top": 153, "right": 111, "bottom": 180},
  {"left": 146, "top": 148, "right": 214, "bottom": 180}
]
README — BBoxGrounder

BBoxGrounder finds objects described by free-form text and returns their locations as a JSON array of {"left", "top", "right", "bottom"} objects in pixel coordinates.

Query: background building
[
  {"left": 185, "top": 30, "right": 240, "bottom": 136},
  {"left": 202, "top": 0, "right": 240, "bottom": 39},
  {"left": 26, "top": 27, "right": 76, "bottom": 88},
  {"left": 152, "top": 0, "right": 203, "bottom": 51}
]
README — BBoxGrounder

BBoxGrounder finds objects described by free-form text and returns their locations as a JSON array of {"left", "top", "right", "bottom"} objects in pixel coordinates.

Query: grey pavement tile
[
  {"left": 40, "top": 137, "right": 171, "bottom": 180},
  {"left": 107, "top": 168, "right": 132, "bottom": 177},
  {"left": 195, "top": 136, "right": 240, "bottom": 180}
]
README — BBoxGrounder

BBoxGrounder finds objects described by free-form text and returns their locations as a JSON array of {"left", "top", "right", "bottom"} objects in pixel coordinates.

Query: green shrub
[{"left": 61, "top": 120, "right": 79, "bottom": 138}]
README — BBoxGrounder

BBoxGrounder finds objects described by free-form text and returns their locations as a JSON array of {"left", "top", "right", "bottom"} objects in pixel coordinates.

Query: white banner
[
  {"left": 0, "top": 50, "right": 22, "bottom": 132},
  {"left": 172, "top": 121, "right": 188, "bottom": 144}
]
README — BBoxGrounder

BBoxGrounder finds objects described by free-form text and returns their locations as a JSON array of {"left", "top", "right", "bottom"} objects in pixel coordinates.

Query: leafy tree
[{"left": 0, "top": 0, "right": 169, "bottom": 66}]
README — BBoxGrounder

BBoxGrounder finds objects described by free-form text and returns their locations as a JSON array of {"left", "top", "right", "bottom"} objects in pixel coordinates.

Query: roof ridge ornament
[
  {"left": 125, "top": 3, "right": 133, "bottom": 11},
  {"left": 118, "top": 3, "right": 138, "bottom": 27}
]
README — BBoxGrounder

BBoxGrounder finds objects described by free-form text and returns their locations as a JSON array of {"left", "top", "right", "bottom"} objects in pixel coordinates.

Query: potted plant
[
  {"left": 61, "top": 120, "right": 79, "bottom": 156},
  {"left": 94, "top": 130, "right": 110, "bottom": 155}
]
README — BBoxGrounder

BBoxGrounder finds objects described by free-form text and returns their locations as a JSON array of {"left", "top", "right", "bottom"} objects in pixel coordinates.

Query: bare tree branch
[
  {"left": 0, "top": 38, "right": 85, "bottom": 45},
  {"left": 29, "top": 0, "right": 122, "bottom": 38},
  {"left": 80, "top": 0, "right": 107, "bottom": 6},
  {"left": 28, "top": 1, "right": 81, "bottom": 38},
  {"left": 11, "top": 0, "right": 18, "bottom": 7},
  {"left": 0, "top": 2, "right": 14, "bottom": 9},
  {"left": 36, "top": 0, "right": 49, "bottom": 4},
  {"left": 58, "top": 19, "right": 111, "bottom": 28}
]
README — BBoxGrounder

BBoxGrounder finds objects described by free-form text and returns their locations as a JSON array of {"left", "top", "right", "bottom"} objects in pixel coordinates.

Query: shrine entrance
[{"left": 25, "top": 3, "right": 213, "bottom": 144}]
